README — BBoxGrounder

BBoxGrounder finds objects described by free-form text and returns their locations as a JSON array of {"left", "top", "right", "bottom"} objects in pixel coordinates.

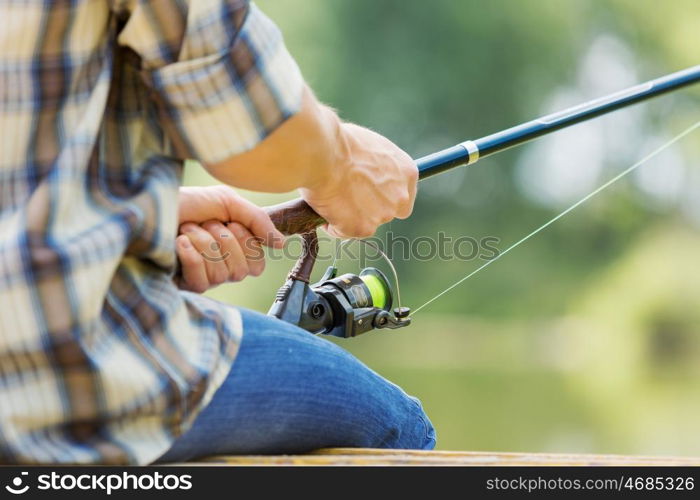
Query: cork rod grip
[{"left": 265, "top": 198, "right": 326, "bottom": 236}]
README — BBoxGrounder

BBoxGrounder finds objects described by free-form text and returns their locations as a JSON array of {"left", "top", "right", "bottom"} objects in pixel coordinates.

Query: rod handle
[{"left": 265, "top": 198, "right": 325, "bottom": 236}]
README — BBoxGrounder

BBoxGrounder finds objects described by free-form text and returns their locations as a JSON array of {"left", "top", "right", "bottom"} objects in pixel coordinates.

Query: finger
[
  {"left": 223, "top": 196, "right": 285, "bottom": 249},
  {"left": 322, "top": 223, "right": 342, "bottom": 238},
  {"left": 323, "top": 222, "right": 352, "bottom": 239},
  {"left": 175, "top": 234, "right": 210, "bottom": 293},
  {"left": 324, "top": 221, "right": 376, "bottom": 239},
  {"left": 180, "top": 222, "right": 229, "bottom": 286},
  {"left": 201, "top": 220, "right": 250, "bottom": 282},
  {"left": 228, "top": 222, "right": 265, "bottom": 277},
  {"left": 396, "top": 190, "right": 415, "bottom": 220}
]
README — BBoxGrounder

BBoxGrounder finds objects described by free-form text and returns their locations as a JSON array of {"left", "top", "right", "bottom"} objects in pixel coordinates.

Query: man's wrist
[{"left": 300, "top": 96, "right": 346, "bottom": 195}]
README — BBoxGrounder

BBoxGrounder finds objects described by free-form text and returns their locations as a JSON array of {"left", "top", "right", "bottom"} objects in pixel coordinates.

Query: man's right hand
[
  {"left": 300, "top": 122, "right": 418, "bottom": 239},
  {"left": 204, "top": 85, "right": 418, "bottom": 239}
]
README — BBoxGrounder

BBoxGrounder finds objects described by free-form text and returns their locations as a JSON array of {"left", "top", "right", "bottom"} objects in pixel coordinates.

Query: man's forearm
[
  {"left": 204, "top": 85, "right": 340, "bottom": 193},
  {"left": 204, "top": 81, "right": 417, "bottom": 239}
]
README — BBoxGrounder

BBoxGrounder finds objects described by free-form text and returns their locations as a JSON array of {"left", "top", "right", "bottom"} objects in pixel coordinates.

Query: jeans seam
[{"left": 407, "top": 397, "right": 433, "bottom": 444}]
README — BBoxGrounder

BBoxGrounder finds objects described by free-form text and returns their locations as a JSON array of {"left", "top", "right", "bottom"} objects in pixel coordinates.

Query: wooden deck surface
[{"left": 192, "top": 448, "right": 700, "bottom": 466}]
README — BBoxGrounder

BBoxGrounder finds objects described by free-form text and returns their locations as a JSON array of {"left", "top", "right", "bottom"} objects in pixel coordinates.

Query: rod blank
[{"left": 417, "top": 64, "right": 700, "bottom": 179}]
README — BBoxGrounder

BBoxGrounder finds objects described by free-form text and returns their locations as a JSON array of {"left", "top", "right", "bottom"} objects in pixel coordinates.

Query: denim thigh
[{"left": 158, "top": 308, "right": 435, "bottom": 462}]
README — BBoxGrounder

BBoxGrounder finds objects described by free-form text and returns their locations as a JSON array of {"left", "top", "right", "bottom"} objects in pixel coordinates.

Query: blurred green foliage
[{"left": 185, "top": 0, "right": 700, "bottom": 454}]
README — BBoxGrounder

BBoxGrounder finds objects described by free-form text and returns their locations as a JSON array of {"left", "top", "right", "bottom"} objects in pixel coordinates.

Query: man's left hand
[{"left": 176, "top": 186, "right": 285, "bottom": 293}]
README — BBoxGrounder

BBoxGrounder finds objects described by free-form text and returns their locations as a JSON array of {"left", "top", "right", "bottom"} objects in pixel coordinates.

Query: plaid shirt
[{"left": 0, "top": 0, "right": 302, "bottom": 464}]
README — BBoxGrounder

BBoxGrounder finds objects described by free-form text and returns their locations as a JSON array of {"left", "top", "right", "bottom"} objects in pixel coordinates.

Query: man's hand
[
  {"left": 301, "top": 122, "right": 418, "bottom": 238},
  {"left": 175, "top": 186, "right": 285, "bottom": 293},
  {"left": 204, "top": 86, "right": 418, "bottom": 239}
]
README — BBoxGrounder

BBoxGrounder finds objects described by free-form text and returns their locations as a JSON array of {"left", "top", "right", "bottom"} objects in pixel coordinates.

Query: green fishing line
[{"left": 360, "top": 270, "right": 390, "bottom": 310}]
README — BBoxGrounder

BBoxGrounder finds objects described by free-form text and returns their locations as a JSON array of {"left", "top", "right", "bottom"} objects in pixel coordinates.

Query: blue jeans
[{"left": 157, "top": 308, "right": 435, "bottom": 462}]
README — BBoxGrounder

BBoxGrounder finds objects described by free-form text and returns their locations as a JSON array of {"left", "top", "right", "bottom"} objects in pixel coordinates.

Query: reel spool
[{"left": 268, "top": 231, "right": 411, "bottom": 338}]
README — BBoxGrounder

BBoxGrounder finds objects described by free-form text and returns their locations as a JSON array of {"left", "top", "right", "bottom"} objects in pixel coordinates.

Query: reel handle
[{"left": 265, "top": 198, "right": 325, "bottom": 236}]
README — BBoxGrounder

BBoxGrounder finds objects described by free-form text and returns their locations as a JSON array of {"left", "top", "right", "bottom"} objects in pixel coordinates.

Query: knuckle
[
  {"left": 175, "top": 236, "right": 190, "bottom": 255},
  {"left": 202, "top": 221, "right": 224, "bottom": 235},
  {"left": 179, "top": 222, "right": 198, "bottom": 234},
  {"left": 227, "top": 222, "right": 247, "bottom": 239},
  {"left": 187, "top": 229, "right": 211, "bottom": 246},
  {"left": 209, "top": 263, "right": 229, "bottom": 284},
  {"left": 212, "top": 272, "right": 227, "bottom": 286}
]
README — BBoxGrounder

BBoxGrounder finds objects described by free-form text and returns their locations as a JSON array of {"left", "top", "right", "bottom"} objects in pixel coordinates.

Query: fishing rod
[
  {"left": 417, "top": 64, "right": 700, "bottom": 178},
  {"left": 265, "top": 64, "right": 700, "bottom": 338}
]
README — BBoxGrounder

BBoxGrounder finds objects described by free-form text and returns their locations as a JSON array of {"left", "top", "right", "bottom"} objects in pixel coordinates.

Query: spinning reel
[{"left": 268, "top": 231, "right": 411, "bottom": 338}]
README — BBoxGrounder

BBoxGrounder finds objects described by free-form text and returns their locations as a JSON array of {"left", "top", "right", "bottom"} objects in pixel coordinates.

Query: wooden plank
[{"left": 189, "top": 448, "right": 700, "bottom": 466}]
